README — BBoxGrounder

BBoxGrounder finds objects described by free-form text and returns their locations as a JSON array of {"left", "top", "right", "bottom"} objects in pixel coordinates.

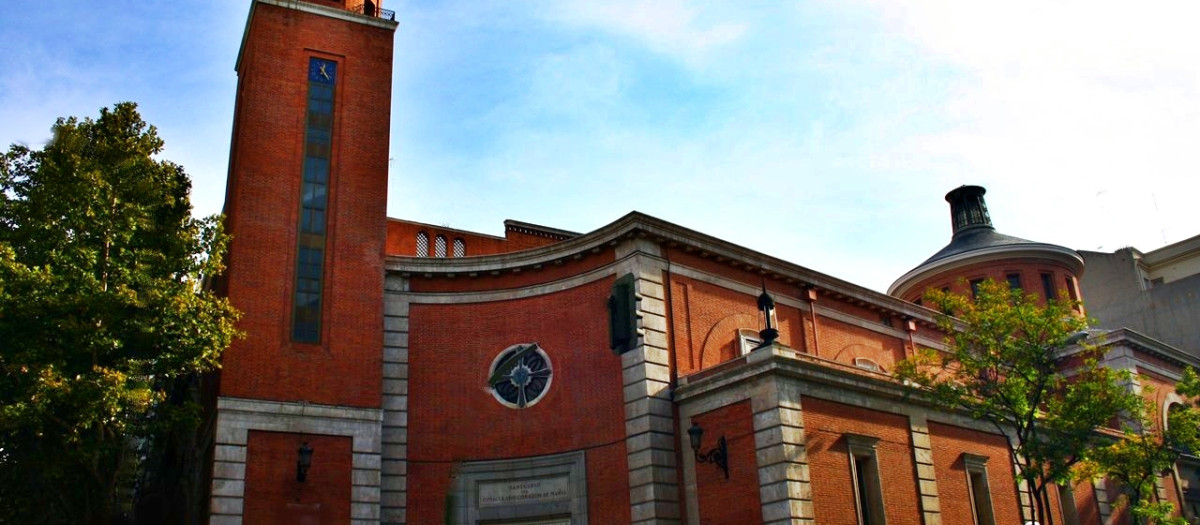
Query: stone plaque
[{"left": 478, "top": 476, "right": 570, "bottom": 507}]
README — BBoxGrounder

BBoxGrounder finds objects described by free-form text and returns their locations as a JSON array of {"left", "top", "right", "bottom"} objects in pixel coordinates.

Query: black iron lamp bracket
[{"left": 695, "top": 436, "right": 729, "bottom": 479}]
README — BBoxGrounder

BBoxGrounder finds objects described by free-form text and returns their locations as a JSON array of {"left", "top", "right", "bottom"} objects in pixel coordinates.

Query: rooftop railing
[{"left": 351, "top": 2, "right": 395, "bottom": 21}]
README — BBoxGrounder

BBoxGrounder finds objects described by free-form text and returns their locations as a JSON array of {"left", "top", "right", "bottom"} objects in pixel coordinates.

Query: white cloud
[
  {"left": 545, "top": 0, "right": 748, "bottom": 66},
  {"left": 855, "top": 0, "right": 1200, "bottom": 253}
]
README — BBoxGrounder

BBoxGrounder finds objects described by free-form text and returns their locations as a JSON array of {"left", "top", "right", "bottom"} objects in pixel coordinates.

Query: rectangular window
[
  {"left": 1006, "top": 273, "right": 1022, "bottom": 291},
  {"left": 1058, "top": 483, "right": 1080, "bottom": 525},
  {"left": 1065, "top": 276, "right": 1079, "bottom": 302},
  {"left": 969, "top": 278, "right": 985, "bottom": 299},
  {"left": 847, "top": 434, "right": 886, "bottom": 525},
  {"left": 292, "top": 57, "right": 337, "bottom": 343},
  {"left": 963, "top": 454, "right": 995, "bottom": 525},
  {"left": 1041, "top": 273, "right": 1056, "bottom": 302}
]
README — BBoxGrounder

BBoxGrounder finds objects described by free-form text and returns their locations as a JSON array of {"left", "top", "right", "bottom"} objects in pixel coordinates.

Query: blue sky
[{"left": 3, "top": 0, "right": 1198, "bottom": 292}]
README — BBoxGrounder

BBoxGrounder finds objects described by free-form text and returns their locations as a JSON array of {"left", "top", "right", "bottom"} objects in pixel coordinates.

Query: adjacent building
[
  {"left": 1079, "top": 234, "right": 1200, "bottom": 354},
  {"left": 206, "top": 1, "right": 1200, "bottom": 523}
]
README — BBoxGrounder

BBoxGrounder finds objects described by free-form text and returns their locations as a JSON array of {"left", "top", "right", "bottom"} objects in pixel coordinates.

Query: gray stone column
[
  {"left": 616, "top": 239, "right": 681, "bottom": 524},
  {"left": 1093, "top": 478, "right": 1115, "bottom": 524},
  {"left": 1012, "top": 446, "right": 1035, "bottom": 522},
  {"left": 750, "top": 372, "right": 815, "bottom": 524},
  {"left": 909, "top": 415, "right": 941, "bottom": 525},
  {"left": 381, "top": 274, "right": 410, "bottom": 524}
]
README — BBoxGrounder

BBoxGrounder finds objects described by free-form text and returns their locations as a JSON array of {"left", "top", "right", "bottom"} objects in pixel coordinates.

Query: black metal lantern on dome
[{"left": 757, "top": 282, "right": 779, "bottom": 348}]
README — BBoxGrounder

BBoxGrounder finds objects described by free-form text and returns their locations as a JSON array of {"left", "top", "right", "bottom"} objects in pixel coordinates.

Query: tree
[
  {"left": 896, "top": 279, "right": 1141, "bottom": 525},
  {"left": 1081, "top": 367, "right": 1200, "bottom": 525},
  {"left": 0, "top": 103, "right": 239, "bottom": 524}
]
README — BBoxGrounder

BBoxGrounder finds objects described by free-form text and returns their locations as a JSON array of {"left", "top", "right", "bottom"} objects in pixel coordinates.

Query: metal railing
[{"left": 351, "top": 2, "right": 395, "bottom": 21}]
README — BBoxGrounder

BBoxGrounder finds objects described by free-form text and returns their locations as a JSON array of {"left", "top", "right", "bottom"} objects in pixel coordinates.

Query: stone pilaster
[
  {"left": 1094, "top": 478, "right": 1115, "bottom": 524},
  {"left": 751, "top": 372, "right": 814, "bottom": 524},
  {"left": 1012, "top": 448, "right": 1035, "bottom": 522},
  {"left": 381, "top": 275, "right": 410, "bottom": 524},
  {"left": 617, "top": 239, "right": 680, "bottom": 524},
  {"left": 908, "top": 415, "right": 941, "bottom": 525}
]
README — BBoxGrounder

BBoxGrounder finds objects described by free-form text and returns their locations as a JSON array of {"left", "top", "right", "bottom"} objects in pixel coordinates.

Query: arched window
[
  {"left": 738, "top": 329, "right": 763, "bottom": 355},
  {"left": 435, "top": 235, "right": 447, "bottom": 257},
  {"left": 854, "top": 357, "right": 886, "bottom": 374},
  {"left": 416, "top": 231, "right": 429, "bottom": 257},
  {"left": 453, "top": 238, "right": 466, "bottom": 257}
]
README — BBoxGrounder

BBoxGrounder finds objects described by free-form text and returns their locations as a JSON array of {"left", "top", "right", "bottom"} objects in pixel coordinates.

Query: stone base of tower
[{"left": 209, "top": 398, "right": 383, "bottom": 524}]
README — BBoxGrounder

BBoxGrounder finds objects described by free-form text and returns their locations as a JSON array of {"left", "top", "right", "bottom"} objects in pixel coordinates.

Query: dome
[{"left": 889, "top": 186, "right": 1083, "bottom": 301}]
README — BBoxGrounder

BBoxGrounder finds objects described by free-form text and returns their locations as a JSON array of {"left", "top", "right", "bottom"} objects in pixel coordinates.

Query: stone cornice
[
  {"left": 237, "top": 0, "right": 398, "bottom": 72},
  {"left": 388, "top": 211, "right": 944, "bottom": 328},
  {"left": 1097, "top": 327, "right": 1200, "bottom": 370},
  {"left": 674, "top": 343, "right": 985, "bottom": 430}
]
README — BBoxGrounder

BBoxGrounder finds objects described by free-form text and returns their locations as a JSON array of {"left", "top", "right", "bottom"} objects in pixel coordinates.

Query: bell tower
[{"left": 212, "top": 1, "right": 397, "bottom": 523}]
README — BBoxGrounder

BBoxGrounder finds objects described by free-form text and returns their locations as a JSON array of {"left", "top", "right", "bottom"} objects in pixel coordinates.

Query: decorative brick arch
[
  {"left": 698, "top": 313, "right": 758, "bottom": 370},
  {"left": 1163, "top": 391, "right": 1187, "bottom": 431}
]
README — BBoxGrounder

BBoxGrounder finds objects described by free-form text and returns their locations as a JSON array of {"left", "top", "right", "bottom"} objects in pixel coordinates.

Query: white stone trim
[
  {"left": 1093, "top": 478, "right": 1114, "bottom": 524},
  {"left": 962, "top": 453, "right": 995, "bottom": 525},
  {"left": 210, "top": 397, "right": 384, "bottom": 524},
  {"left": 678, "top": 374, "right": 749, "bottom": 524},
  {"left": 909, "top": 415, "right": 942, "bottom": 525},
  {"left": 615, "top": 240, "right": 681, "bottom": 524},
  {"left": 387, "top": 211, "right": 937, "bottom": 327},
  {"left": 450, "top": 451, "right": 589, "bottom": 524},
  {"left": 397, "top": 259, "right": 617, "bottom": 305},
  {"left": 382, "top": 274, "right": 410, "bottom": 524},
  {"left": 752, "top": 374, "right": 815, "bottom": 525},
  {"left": 237, "top": 0, "right": 397, "bottom": 74},
  {"left": 889, "top": 243, "right": 1084, "bottom": 298}
]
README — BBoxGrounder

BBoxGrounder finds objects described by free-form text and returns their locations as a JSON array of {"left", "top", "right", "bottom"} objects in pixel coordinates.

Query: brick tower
[{"left": 211, "top": 1, "right": 397, "bottom": 522}]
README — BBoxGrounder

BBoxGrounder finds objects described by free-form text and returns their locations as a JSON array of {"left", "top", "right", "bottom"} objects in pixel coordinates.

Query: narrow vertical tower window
[{"left": 293, "top": 57, "right": 337, "bottom": 343}]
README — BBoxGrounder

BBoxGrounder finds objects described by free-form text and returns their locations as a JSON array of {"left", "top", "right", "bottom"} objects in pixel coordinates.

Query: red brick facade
[
  {"left": 220, "top": 0, "right": 394, "bottom": 408},
  {"left": 405, "top": 280, "right": 628, "bottom": 521},
  {"left": 896, "top": 258, "right": 1084, "bottom": 307},
  {"left": 927, "top": 422, "right": 1022, "bottom": 524},
  {"left": 691, "top": 401, "right": 760, "bottom": 523},
  {"left": 804, "top": 399, "right": 922, "bottom": 525},
  {"left": 243, "top": 431, "right": 353, "bottom": 523},
  {"left": 210, "top": 3, "right": 1197, "bottom": 524}
]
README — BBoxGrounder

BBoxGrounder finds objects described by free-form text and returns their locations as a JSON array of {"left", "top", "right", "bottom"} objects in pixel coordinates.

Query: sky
[{"left": 2, "top": 0, "right": 1198, "bottom": 293}]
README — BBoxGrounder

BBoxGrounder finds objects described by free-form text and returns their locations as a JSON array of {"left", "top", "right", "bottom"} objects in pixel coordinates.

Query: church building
[{"left": 206, "top": 1, "right": 1200, "bottom": 523}]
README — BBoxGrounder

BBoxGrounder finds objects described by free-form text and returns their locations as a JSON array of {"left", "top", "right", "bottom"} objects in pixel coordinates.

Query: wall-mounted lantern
[
  {"left": 687, "top": 422, "right": 729, "bottom": 479},
  {"left": 297, "top": 442, "right": 314, "bottom": 482}
]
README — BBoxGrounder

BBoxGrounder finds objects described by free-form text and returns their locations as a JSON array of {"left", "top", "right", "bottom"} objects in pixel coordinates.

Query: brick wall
[
  {"left": 898, "top": 258, "right": 1083, "bottom": 307},
  {"left": 803, "top": 398, "right": 922, "bottom": 525},
  {"left": 405, "top": 248, "right": 614, "bottom": 293},
  {"left": 243, "top": 430, "right": 353, "bottom": 523},
  {"left": 405, "top": 279, "right": 630, "bottom": 522},
  {"left": 927, "top": 422, "right": 1022, "bottom": 525},
  {"left": 220, "top": 2, "right": 393, "bottom": 407},
  {"left": 691, "top": 401, "right": 761, "bottom": 524},
  {"left": 1075, "top": 479, "right": 1102, "bottom": 525},
  {"left": 669, "top": 275, "right": 804, "bottom": 375},
  {"left": 814, "top": 316, "right": 905, "bottom": 372},
  {"left": 385, "top": 219, "right": 569, "bottom": 257}
]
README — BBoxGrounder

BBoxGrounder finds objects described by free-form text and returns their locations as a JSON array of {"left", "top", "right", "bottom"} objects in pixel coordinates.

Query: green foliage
[
  {"left": 1082, "top": 368, "right": 1200, "bottom": 525},
  {"left": 0, "top": 103, "right": 239, "bottom": 523},
  {"left": 896, "top": 279, "right": 1141, "bottom": 525}
]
